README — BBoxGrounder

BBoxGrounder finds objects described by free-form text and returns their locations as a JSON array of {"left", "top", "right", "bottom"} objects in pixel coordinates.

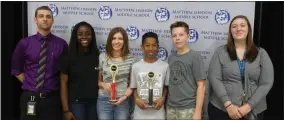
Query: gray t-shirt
[
  {"left": 167, "top": 50, "right": 206, "bottom": 109},
  {"left": 98, "top": 52, "right": 136, "bottom": 98},
  {"left": 130, "top": 59, "right": 169, "bottom": 119}
]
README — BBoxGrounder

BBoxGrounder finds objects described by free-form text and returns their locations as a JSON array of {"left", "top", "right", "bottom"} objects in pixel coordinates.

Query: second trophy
[{"left": 146, "top": 71, "right": 156, "bottom": 108}]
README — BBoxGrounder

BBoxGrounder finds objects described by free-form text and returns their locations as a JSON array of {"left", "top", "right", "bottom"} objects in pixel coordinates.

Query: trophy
[
  {"left": 146, "top": 72, "right": 156, "bottom": 108},
  {"left": 109, "top": 64, "right": 118, "bottom": 103}
]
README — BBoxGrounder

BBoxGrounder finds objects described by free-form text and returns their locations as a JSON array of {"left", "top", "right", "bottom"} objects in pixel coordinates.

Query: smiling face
[
  {"left": 141, "top": 37, "right": 158, "bottom": 59},
  {"left": 111, "top": 32, "right": 124, "bottom": 52},
  {"left": 230, "top": 18, "right": 249, "bottom": 42},
  {"left": 77, "top": 25, "right": 92, "bottom": 47}
]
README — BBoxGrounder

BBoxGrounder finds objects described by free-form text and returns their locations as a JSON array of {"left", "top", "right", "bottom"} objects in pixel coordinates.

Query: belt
[{"left": 23, "top": 90, "right": 59, "bottom": 99}]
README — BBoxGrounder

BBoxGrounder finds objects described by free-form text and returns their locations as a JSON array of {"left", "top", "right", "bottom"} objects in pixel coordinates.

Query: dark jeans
[
  {"left": 208, "top": 102, "right": 264, "bottom": 120},
  {"left": 20, "top": 90, "right": 62, "bottom": 120},
  {"left": 67, "top": 99, "right": 98, "bottom": 120}
]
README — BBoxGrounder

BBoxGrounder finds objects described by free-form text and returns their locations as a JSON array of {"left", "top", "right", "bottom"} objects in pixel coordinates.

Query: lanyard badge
[{"left": 26, "top": 96, "right": 37, "bottom": 116}]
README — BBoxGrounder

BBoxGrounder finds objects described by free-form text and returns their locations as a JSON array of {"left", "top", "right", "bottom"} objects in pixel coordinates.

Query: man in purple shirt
[{"left": 11, "top": 6, "right": 68, "bottom": 120}]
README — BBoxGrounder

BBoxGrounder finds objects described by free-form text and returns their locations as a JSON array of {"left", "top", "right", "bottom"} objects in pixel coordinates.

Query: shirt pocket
[
  {"left": 49, "top": 43, "right": 63, "bottom": 70},
  {"left": 50, "top": 44, "right": 61, "bottom": 61}
]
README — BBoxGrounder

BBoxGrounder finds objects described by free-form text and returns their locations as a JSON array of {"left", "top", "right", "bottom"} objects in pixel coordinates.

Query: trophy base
[
  {"left": 146, "top": 104, "right": 155, "bottom": 108},
  {"left": 109, "top": 99, "right": 118, "bottom": 103}
]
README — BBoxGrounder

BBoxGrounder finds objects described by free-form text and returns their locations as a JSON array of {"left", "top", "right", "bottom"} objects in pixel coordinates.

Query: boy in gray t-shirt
[
  {"left": 130, "top": 32, "right": 169, "bottom": 119},
  {"left": 167, "top": 21, "right": 206, "bottom": 120}
]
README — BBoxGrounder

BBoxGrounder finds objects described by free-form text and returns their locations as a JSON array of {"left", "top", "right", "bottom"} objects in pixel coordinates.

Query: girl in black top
[{"left": 60, "top": 21, "right": 100, "bottom": 120}]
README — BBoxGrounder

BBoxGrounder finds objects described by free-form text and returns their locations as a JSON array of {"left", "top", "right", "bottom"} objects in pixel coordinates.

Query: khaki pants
[{"left": 167, "top": 106, "right": 195, "bottom": 120}]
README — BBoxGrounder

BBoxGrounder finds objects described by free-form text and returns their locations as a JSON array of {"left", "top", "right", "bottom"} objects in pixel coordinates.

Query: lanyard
[{"left": 236, "top": 48, "right": 246, "bottom": 92}]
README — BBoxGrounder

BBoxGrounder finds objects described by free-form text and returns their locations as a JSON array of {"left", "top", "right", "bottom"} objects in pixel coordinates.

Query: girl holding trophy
[{"left": 97, "top": 27, "right": 136, "bottom": 120}]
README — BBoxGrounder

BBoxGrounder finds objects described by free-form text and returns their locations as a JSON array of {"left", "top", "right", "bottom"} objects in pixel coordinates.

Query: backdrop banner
[{"left": 28, "top": 2, "right": 255, "bottom": 119}]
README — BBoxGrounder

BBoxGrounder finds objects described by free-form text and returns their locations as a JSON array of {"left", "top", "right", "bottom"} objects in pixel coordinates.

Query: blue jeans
[
  {"left": 97, "top": 96, "right": 130, "bottom": 120},
  {"left": 69, "top": 99, "right": 97, "bottom": 120}
]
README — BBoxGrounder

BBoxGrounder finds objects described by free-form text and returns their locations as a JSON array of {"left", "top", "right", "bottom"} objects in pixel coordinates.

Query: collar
[{"left": 36, "top": 32, "right": 53, "bottom": 41}]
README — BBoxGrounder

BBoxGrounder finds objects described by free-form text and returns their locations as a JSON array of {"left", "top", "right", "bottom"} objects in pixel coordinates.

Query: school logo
[
  {"left": 155, "top": 8, "right": 170, "bottom": 22},
  {"left": 99, "top": 44, "right": 106, "bottom": 53},
  {"left": 47, "top": 4, "right": 59, "bottom": 17},
  {"left": 215, "top": 10, "right": 230, "bottom": 25},
  {"left": 157, "top": 47, "right": 168, "bottom": 61},
  {"left": 98, "top": 6, "right": 112, "bottom": 20},
  {"left": 189, "top": 29, "right": 198, "bottom": 43},
  {"left": 126, "top": 26, "right": 139, "bottom": 40}
]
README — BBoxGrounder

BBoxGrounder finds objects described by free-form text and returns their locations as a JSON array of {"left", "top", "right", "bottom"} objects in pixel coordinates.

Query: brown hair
[
  {"left": 35, "top": 6, "right": 53, "bottom": 19},
  {"left": 105, "top": 27, "right": 130, "bottom": 59},
  {"left": 170, "top": 21, "right": 189, "bottom": 35},
  {"left": 227, "top": 15, "right": 258, "bottom": 62}
]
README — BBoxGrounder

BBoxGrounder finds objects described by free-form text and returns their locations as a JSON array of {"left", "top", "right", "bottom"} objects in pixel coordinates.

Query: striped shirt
[{"left": 98, "top": 52, "right": 136, "bottom": 97}]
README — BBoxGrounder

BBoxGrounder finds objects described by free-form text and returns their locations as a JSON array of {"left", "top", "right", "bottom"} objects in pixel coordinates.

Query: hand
[
  {"left": 135, "top": 98, "right": 147, "bottom": 110},
  {"left": 102, "top": 82, "right": 112, "bottom": 95},
  {"left": 64, "top": 112, "right": 76, "bottom": 120},
  {"left": 153, "top": 97, "right": 165, "bottom": 110},
  {"left": 237, "top": 103, "right": 252, "bottom": 117},
  {"left": 192, "top": 112, "right": 202, "bottom": 120},
  {"left": 226, "top": 104, "right": 242, "bottom": 120},
  {"left": 109, "top": 95, "right": 127, "bottom": 105}
]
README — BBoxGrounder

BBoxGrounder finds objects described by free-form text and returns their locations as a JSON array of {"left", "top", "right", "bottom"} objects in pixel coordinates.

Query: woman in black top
[{"left": 60, "top": 21, "right": 100, "bottom": 120}]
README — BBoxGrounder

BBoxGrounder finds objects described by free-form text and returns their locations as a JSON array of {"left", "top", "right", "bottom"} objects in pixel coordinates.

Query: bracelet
[
  {"left": 63, "top": 110, "right": 70, "bottom": 114},
  {"left": 225, "top": 103, "right": 232, "bottom": 109}
]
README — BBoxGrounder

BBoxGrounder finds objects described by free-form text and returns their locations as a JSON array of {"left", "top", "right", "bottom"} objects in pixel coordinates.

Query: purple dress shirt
[{"left": 11, "top": 32, "right": 68, "bottom": 92}]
